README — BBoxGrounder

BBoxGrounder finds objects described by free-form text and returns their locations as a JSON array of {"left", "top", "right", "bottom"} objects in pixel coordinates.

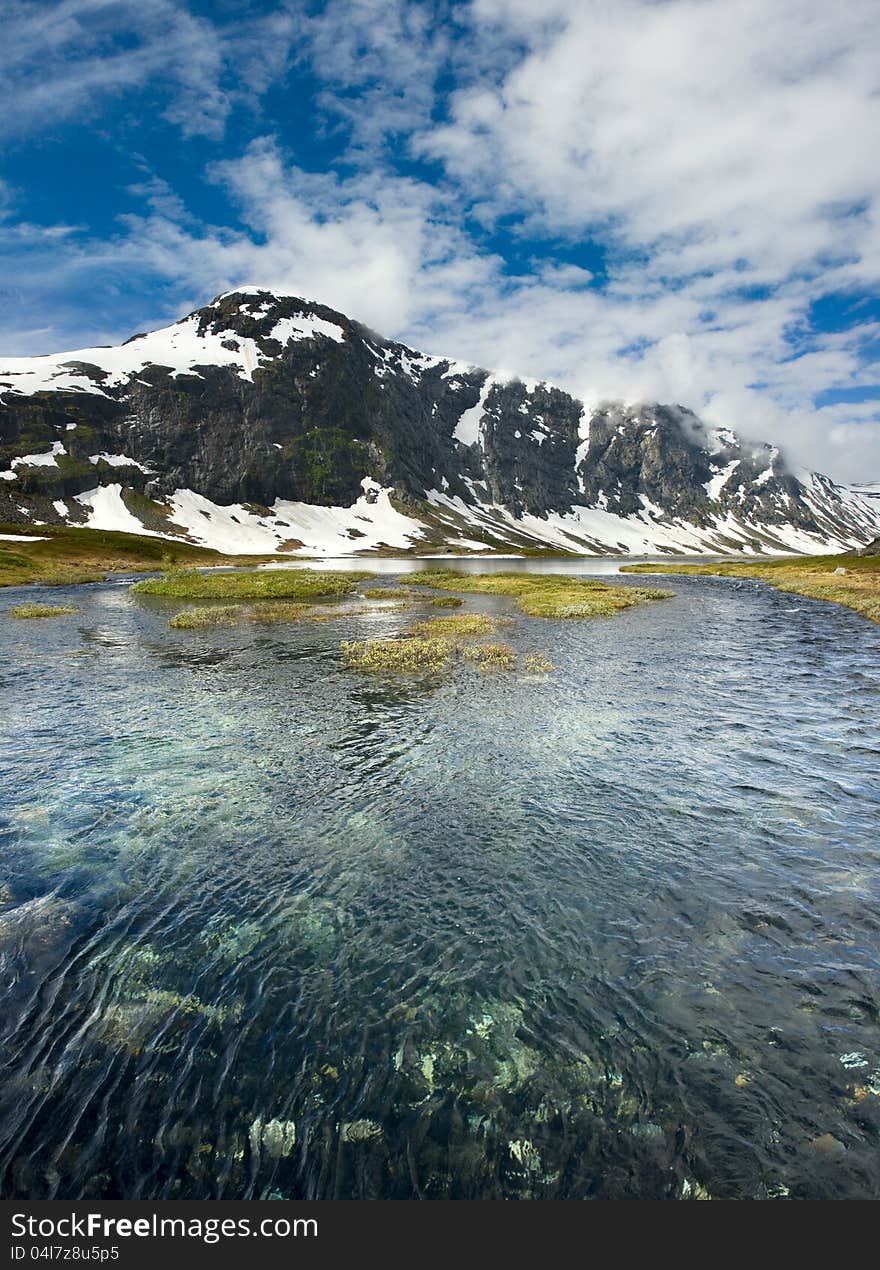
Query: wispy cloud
[{"left": 0, "top": 0, "right": 299, "bottom": 140}]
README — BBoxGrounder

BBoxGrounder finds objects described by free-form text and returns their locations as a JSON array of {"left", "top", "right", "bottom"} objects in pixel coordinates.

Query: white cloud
[
  {"left": 299, "top": 0, "right": 452, "bottom": 151},
  {"left": 116, "top": 138, "right": 501, "bottom": 334},
  {"left": 0, "top": 0, "right": 299, "bottom": 140},
  {"left": 1, "top": 0, "right": 878, "bottom": 481},
  {"left": 410, "top": 0, "right": 880, "bottom": 476}
]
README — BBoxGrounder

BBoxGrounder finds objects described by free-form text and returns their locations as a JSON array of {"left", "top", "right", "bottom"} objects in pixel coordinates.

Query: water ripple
[{"left": 0, "top": 566, "right": 878, "bottom": 1198}]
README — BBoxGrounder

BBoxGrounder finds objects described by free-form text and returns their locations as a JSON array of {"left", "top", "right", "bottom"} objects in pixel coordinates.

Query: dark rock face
[
  {"left": 478, "top": 381, "right": 584, "bottom": 517},
  {"left": 1, "top": 288, "right": 877, "bottom": 551},
  {"left": 577, "top": 404, "right": 714, "bottom": 521},
  {"left": 0, "top": 293, "right": 490, "bottom": 512}
]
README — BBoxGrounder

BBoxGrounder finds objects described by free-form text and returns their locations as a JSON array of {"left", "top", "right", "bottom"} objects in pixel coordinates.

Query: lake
[{"left": 1, "top": 558, "right": 879, "bottom": 1199}]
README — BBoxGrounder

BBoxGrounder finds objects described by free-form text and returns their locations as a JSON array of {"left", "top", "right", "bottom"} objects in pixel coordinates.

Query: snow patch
[
  {"left": 75, "top": 485, "right": 164, "bottom": 537},
  {"left": 453, "top": 378, "right": 492, "bottom": 447},
  {"left": 88, "top": 452, "right": 153, "bottom": 471},
  {"left": 705, "top": 459, "right": 740, "bottom": 500},
  {"left": 165, "top": 479, "right": 427, "bottom": 556},
  {"left": 10, "top": 441, "right": 66, "bottom": 469}
]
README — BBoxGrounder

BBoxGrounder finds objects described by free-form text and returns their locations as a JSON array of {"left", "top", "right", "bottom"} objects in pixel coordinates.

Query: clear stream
[{"left": 0, "top": 559, "right": 878, "bottom": 1200}]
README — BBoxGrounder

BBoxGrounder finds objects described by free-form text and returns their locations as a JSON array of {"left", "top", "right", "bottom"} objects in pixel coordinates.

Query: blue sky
[{"left": 1, "top": 0, "right": 879, "bottom": 480}]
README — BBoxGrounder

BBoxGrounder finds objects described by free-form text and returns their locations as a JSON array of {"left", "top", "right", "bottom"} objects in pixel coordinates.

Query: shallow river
[{"left": 1, "top": 559, "right": 879, "bottom": 1199}]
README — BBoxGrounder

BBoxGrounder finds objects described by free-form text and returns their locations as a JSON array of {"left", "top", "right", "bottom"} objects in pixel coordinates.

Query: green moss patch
[
  {"left": 428, "top": 595, "right": 463, "bottom": 608},
  {"left": 462, "top": 641, "right": 517, "bottom": 671},
  {"left": 9, "top": 603, "right": 78, "bottom": 619},
  {"left": 409, "top": 613, "right": 496, "bottom": 639},
  {"left": 134, "top": 567, "right": 374, "bottom": 601},
  {"left": 408, "top": 569, "right": 669, "bottom": 618},
  {"left": 341, "top": 637, "right": 453, "bottom": 674}
]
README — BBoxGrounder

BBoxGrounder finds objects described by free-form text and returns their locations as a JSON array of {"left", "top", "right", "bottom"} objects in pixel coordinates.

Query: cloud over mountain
[{"left": 1, "top": 0, "right": 878, "bottom": 480}]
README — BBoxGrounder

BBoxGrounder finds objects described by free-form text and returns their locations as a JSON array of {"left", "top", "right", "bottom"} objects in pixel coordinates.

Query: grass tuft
[
  {"left": 341, "top": 637, "right": 452, "bottom": 674},
  {"left": 169, "top": 600, "right": 345, "bottom": 629},
  {"left": 409, "top": 613, "right": 495, "bottom": 639},
  {"left": 134, "top": 568, "right": 374, "bottom": 601},
  {"left": 462, "top": 641, "right": 517, "bottom": 671},
  {"left": 10, "top": 603, "right": 77, "bottom": 619},
  {"left": 408, "top": 568, "right": 669, "bottom": 618},
  {"left": 248, "top": 601, "right": 324, "bottom": 624},
  {"left": 523, "top": 652, "right": 554, "bottom": 673},
  {"left": 362, "top": 586, "right": 410, "bottom": 600},
  {"left": 169, "top": 605, "right": 242, "bottom": 629}
]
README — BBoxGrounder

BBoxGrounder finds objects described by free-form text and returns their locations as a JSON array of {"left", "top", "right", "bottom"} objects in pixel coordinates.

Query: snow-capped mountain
[{"left": 1, "top": 289, "right": 878, "bottom": 557}]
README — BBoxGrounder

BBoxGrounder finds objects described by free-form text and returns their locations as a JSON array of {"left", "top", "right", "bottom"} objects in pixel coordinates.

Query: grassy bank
[
  {"left": 407, "top": 568, "right": 669, "bottom": 618},
  {"left": 133, "top": 567, "right": 374, "bottom": 601},
  {"left": 621, "top": 552, "right": 880, "bottom": 623},
  {"left": 0, "top": 523, "right": 276, "bottom": 589}
]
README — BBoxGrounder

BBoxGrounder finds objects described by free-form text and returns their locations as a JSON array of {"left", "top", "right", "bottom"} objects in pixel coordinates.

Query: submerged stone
[
  {"left": 809, "top": 1133, "right": 847, "bottom": 1158},
  {"left": 508, "top": 1138, "right": 542, "bottom": 1172},
  {"left": 340, "top": 1119, "right": 383, "bottom": 1143},
  {"left": 249, "top": 1117, "right": 297, "bottom": 1159}
]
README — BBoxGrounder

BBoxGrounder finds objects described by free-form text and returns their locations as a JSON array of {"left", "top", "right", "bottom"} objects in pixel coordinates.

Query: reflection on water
[{"left": 1, "top": 562, "right": 879, "bottom": 1199}]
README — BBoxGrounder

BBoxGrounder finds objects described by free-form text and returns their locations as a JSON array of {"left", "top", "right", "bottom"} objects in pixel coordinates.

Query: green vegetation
[
  {"left": 343, "top": 569, "right": 670, "bottom": 677},
  {"left": 133, "top": 567, "right": 374, "bottom": 601},
  {"left": 341, "top": 637, "right": 453, "bottom": 674},
  {"left": 409, "top": 613, "right": 496, "bottom": 639},
  {"left": 429, "top": 595, "right": 463, "bottom": 608},
  {"left": 169, "top": 605, "right": 243, "bottom": 629},
  {"left": 0, "top": 523, "right": 276, "bottom": 589},
  {"left": 362, "top": 586, "right": 410, "bottom": 600},
  {"left": 408, "top": 568, "right": 669, "bottom": 618},
  {"left": 523, "top": 652, "right": 554, "bottom": 673},
  {"left": 341, "top": 632, "right": 532, "bottom": 676},
  {"left": 462, "top": 641, "right": 517, "bottom": 670},
  {"left": 622, "top": 552, "right": 880, "bottom": 624},
  {"left": 10, "top": 602, "right": 78, "bottom": 619},
  {"left": 169, "top": 600, "right": 346, "bottom": 629},
  {"left": 249, "top": 601, "right": 330, "bottom": 624}
]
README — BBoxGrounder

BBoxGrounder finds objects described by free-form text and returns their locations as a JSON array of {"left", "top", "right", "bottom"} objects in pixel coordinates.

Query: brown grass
[{"left": 622, "top": 553, "right": 880, "bottom": 623}]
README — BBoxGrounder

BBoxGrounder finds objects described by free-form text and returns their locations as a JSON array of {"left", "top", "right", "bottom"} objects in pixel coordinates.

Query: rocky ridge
[{"left": 1, "top": 289, "right": 878, "bottom": 557}]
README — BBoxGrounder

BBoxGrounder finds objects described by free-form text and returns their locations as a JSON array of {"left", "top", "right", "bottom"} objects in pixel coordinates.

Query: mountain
[{"left": 2, "top": 289, "right": 878, "bottom": 557}]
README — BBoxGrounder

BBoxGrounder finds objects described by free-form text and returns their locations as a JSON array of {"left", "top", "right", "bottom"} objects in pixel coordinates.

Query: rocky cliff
[{"left": 1, "top": 289, "right": 878, "bottom": 556}]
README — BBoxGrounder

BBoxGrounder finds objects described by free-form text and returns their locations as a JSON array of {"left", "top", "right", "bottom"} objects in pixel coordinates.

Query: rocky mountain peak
[{"left": 1, "top": 291, "right": 878, "bottom": 557}]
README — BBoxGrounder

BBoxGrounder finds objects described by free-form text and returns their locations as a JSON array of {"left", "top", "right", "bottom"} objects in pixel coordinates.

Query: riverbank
[
  {"left": 0, "top": 523, "right": 543, "bottom": 589},
  {"left": 0, "top": 523, "right": 277, "bottom": 587},
  {"left": 622, "top": 551, "right": 880, "bottom": 623}
]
